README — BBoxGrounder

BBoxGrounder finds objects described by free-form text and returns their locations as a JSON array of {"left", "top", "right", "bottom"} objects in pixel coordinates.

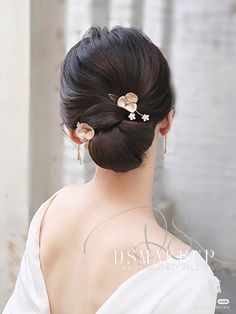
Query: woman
[{"left": 3, "top": 26, "right": 220, "bottom": 314}]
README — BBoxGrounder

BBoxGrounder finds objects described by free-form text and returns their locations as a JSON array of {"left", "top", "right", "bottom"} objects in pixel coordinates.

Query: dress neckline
[{"left": 95, "top": 249, "right": 200, "bottom": 313}]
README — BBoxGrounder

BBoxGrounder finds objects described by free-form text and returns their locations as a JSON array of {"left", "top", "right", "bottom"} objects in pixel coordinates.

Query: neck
[{"left": 88, "top": 132, "right": 159, "bottom": 209}]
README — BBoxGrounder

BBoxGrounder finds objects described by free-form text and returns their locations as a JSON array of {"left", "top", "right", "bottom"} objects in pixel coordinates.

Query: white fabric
[{"left": 2, "top": 190, "right": 221, "bottom": 314}]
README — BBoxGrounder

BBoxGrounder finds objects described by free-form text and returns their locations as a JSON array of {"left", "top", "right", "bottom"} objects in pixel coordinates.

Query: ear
[
  {"left": 67, "top": 128, "right": 84, "bottom": 145},
  {"left": 159, "top": 108, "right": 174, "bottom": 136}
]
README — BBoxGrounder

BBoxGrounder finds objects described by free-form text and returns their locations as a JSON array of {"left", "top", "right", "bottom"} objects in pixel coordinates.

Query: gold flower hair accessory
[
  {"left": 108, "top": 92, "right": 150, "bottom": 122},
  {"left": 75, "top": 122, "right": 95, "bottom": 143},
  {"left": 75, "top": 122, "right": 95, "bottom": 164}
]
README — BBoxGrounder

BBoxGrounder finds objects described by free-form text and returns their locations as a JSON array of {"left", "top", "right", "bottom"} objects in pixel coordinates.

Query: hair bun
[
  {"left": 88, "top": 118, "right": 155, "bottom": 172},
  {"left": 76, "top": 100, "right": 155, "bottom": 173}
]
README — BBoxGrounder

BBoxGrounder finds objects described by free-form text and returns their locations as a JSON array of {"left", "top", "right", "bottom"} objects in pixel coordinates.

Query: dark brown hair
[{"left": 59, "top": 25, "right": 175, "bottom": 173}]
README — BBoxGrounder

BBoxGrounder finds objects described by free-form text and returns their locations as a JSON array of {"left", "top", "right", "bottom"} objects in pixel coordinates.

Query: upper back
[{"left": 39, "top": 184, "right": 216, "bottom": 314}]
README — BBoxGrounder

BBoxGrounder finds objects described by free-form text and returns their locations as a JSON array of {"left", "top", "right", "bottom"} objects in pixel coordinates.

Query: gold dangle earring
[
  {"left": 163, "top": 135, "right": 168, "bottom": 159},
  {"left": 77, "top": 144, "right": 82, "bottom": 165}
]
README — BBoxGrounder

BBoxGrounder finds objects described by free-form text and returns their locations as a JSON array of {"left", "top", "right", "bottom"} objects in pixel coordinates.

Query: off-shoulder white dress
[{"left": 2, "top": 189, "right": 221, "bottom": 314}]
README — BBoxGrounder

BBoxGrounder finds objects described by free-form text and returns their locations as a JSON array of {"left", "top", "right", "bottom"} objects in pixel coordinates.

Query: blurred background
[{"left": 0, "top": 0, "right": 236, "bottom": 313}]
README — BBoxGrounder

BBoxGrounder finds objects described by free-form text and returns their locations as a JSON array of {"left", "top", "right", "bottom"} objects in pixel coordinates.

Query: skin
[{"left": 40, "top": 108, "right": 190, "bottom": 313}]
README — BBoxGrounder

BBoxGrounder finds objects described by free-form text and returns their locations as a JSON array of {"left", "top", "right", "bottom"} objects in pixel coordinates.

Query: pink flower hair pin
[
  {"left": 108, "top": 92, "right": 150, "bottom": 122},
  {"left": 75, "top": 122, "right": 95, "bottom": 164}
]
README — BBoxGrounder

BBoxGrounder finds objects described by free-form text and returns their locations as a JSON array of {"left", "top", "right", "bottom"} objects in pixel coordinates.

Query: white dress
[{"left": 2, "top": 189, "right": 221, "bottom": 314}]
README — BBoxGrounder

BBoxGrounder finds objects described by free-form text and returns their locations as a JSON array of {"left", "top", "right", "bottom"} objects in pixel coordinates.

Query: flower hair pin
[
  {"left": 108, "top": 92, "right": 150, "bottom": 122},
  {"left": 75, "top": 122, "right": 95, "bottom": 164}
]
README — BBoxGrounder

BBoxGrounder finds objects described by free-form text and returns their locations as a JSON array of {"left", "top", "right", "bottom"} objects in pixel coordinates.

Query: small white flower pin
[
  {"left": 142, "top": 114, "right": 150, "bottom": 122},
  {"left": 128, "top": 113, "right": 136, "bottom": 120}
]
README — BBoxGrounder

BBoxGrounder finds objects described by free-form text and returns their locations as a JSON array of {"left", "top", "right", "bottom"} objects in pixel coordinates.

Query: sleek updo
[{"left": 59, "top": 25, "right": 175, "bottom": 173}]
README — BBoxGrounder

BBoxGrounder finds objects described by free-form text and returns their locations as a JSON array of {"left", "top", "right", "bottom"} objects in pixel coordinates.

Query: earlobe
[{"left": 159, "top": 109, "right": 174, "bottom": 136}]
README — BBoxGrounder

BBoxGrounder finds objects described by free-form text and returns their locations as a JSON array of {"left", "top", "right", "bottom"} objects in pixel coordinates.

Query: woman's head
[{"left": 59, "top": 25, "right": 175, "bottom": 173}]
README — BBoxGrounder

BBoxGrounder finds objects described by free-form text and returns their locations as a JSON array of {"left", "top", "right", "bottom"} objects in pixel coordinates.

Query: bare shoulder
[
  {"left": 39, "top": 184, "right": 86, "bottom": 260},
  {"left": 42, "top": 184, "right": 83, "bottom": 228}
]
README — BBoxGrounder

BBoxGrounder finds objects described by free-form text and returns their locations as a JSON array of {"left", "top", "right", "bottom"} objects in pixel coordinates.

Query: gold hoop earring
[
  {"left": 163, "top": 135, "right": 168, "bottom": 159},
  {"left": 77, "top": 144, "right": 82, "bottom": 165}
]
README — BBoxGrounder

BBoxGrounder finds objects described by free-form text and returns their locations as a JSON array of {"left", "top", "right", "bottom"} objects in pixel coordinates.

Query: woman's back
[
  {"left": 2, "top": 184, "right": 220, "bottom": 313},
  {"left": 39, "top": 184, "right": 219, "bottom": 314}
]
